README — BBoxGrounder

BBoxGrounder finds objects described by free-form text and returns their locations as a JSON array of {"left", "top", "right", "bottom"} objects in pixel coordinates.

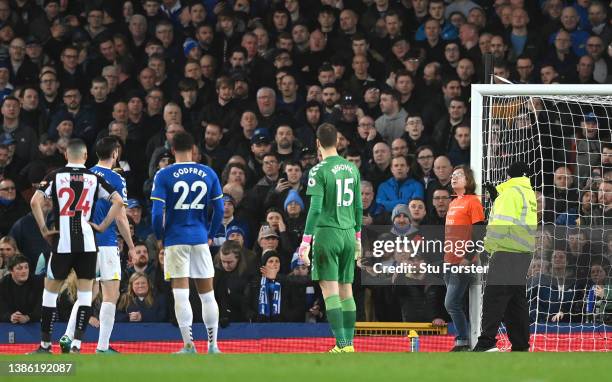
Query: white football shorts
[
  {"left": 164, "top": 244, "right": 214, "bottom": 280},
  {"left": 96, "top": 246, "right": 122, "bottom": 281}
]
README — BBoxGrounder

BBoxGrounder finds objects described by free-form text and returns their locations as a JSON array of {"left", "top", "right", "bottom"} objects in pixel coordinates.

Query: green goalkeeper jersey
[{"left": 306, "top": 155, "right": 362, "bottom": 230}]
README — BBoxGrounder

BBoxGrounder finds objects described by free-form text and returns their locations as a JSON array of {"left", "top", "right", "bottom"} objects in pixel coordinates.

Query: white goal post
[{"left": 470, "top": 84, "right": 612, "bottom": 351}]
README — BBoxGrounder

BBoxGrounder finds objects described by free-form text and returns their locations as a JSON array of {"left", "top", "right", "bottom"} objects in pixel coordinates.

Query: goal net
[{"left": 471, "top": 84, "right": 612, "bottom": 352}]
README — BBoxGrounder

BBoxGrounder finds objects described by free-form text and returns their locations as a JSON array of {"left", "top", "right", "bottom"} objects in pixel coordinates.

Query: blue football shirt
[
  {"left": 90, "top": 165, "right": 128, "bottom": 247},
  {"left": 151, "top": 162, "right": 223, "bottom": 246}
]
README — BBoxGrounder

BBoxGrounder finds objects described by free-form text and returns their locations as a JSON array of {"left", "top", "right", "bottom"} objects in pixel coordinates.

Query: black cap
[{"left": 507, "top": 161, "right": 529, "bottom": 178}]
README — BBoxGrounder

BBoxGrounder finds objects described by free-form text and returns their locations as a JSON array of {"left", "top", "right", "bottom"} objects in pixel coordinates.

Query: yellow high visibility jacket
[{"left": 484, "top": 177, "right": 537, "bottom": 254}]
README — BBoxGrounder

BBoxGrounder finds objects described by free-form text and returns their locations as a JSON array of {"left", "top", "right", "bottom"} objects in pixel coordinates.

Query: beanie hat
[
  {"left": 290, "top": 251, "right": 305, "bottom": 270},
  {"left": 261, "top": 250, "right": 281, "bottom": 266},
  {"left": 507, "top": 161, "right": 529, "bottom": 178},
  {"left": 284, "top": 189, "right": 305, "bottom": 211},
  {"left": 183, "top": 38, "right": 198, "bottom": 57},
  {"left": 226, "top": 225, "right": 245, "bottom": 240},
  {"left": 391, "top": 204, "right": 410, "bottom": 221}
]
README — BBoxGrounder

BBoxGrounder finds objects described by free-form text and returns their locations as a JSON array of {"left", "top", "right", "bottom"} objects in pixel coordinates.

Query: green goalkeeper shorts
[{"left": 311, "top": 227, "right": 355, "bottom": 283}]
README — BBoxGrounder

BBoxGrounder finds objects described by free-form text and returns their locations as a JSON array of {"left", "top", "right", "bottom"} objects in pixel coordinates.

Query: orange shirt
[{"left": 444, "top": 194, "right": 485, "bottom": 264}]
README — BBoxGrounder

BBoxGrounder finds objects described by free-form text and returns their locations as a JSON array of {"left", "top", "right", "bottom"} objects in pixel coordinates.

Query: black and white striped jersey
[{"left": 38, "top": 163, "right": 117, "bottom": 253}]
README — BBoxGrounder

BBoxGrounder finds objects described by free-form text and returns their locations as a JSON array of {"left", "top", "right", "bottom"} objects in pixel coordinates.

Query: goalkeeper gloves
[
  {"left": 298, "top": 234, "right": 312, "bottom": 266},
  {"left": 355, "top": 231, "right": 362, "bottom": 261}
]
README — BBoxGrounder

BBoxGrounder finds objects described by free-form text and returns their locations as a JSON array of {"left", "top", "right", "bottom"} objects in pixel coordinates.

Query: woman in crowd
[
  {"left": 0, "top": 236, "right": 20, "bottom": 277},
  {"left": 116, "top": 272, "right": 168, "bottom": 323}
]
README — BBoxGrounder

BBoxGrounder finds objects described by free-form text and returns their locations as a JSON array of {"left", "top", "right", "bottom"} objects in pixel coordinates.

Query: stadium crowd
[{"left": 0, "top": 0, "right": 611, "bottom": 328}]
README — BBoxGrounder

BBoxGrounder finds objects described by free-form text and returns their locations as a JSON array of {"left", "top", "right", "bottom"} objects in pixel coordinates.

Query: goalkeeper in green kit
[{"left": 298, "top": 123, "right": 363, "bottom": 353}]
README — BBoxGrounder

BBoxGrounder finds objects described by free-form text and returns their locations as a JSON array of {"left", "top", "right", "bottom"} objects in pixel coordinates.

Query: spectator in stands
[
  {"left": 576, "top": 113, "right": 602, "bottom": 187},
  {"left": 585, "top": 35, "right": 608, "bottom": 84},
  {"left": 284, "top": 189, "right": 306, "bottom": 251},
  {"left": 574, "top": 55, "right": 597, "bottom": 84},
  {"left": 514, "top": 55, "right": 536, "bottom": 84},
  {"left": 366, "top": 142, "right": 392, "bottom": 191},
  {"left": 546, "top": 29, "right": 579, "bottom": 83},
  {"left": 448, "top": 125, "right": 470, "bottom": 166},
  {"left": 413, "top": 146, "right": 436, "bottom": 188},
  {"left": 375, "top": 88, "right": 408, "bottom": 144},
  {"left": 0, "top": 236, "right": 19, "bottom": 268},
  {"left": 588, "top": 181, "right": 612, "bottom": 228},
  {"left": 392, "top": 252, "right": 448, "bottom": 324},
  {"left": 2, "top": 96, "right": 37, "bottom": 163},
  {"left": 201, "top": 121, "right": 231, "bottom": 175},
  {"left": 273, "top": 124, "right": 300, "bottom": 163},
  {"left": 429, "top": 187, "right": 452, "bottom": 226},
  {"left": 125, "top": 199, "right": 152, "bottom": 243},
  {"left": 265, "top": 160, "right": 307, "bottom": 213},
  {"left": 246, "top": 249, "right": 315, "bottom": 322},
  {"left": 508, "top": 7, "right": 539, "bottom": 61},
  {"left": 408, "top": 198, "right": 427, "bottom": 230},
  {"left": 489, "top": 35, "right": 508, "bottom": 61},
  {"left": 546, "top": 248, "right": 582, "bottom": 323},
  {"left": 0, "top": 178, "right": 28, "bottom": 236},
  {"left": 50, "top": 87, "right": 96, "bottom": 147},
  {"left": 116, "top": 272, "right": 168, "bottom": 323},
  {"left": 547, "top": 166, "right": 580, "bottom": 224},
  {"left": 433, "top": 97, "right": 467, "bottom": 153},
  {"left": 220, "top": 194, "right": 251, "bottom": 249},
  {"left": 422, "top": 76, "right": 462, "bottom": 131},
  {"left": 377, "top": 155, "right": 425, "bottom": 213},
  {"left": 425, "top": 156, "right": 453, "bottom": 213},
  {"left": 540, "top": 63, "right": 560, "bottom": 84},
  {"left": 124, "top": 242, "right": 156, "bottom": 282},
  {"left": 214, "top": 240, "right": 252, "bottom": 324},
  {"left": 8, "top": 195, "right": 51, "bottom": 268},
  {"left": 0, "top": 254, "right": 42, "bottom": 323},
  {"left": 391, "top": 138, "right": 409, "bottom": 159},
  {"left": 361, "top": 180, "right": 387, "bottom": 226},
  {"left": 390, "top": 203, "right": 415, "bottom": 237}
]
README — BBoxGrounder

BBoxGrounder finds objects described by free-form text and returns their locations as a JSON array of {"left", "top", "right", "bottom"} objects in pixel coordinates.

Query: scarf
[
  {"left": 0, "top": 197, "right": 13, "bottom": 206},
  {"left": 258, "top": 276, "right": 282, "bottom": 318}
]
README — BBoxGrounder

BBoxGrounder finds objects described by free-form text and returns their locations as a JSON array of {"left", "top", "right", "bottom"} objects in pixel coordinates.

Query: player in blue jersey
[
  {"left": 59, "top": 137, "right": 136, "bottom": 354},
  {"left": 151, "top": 131, "right": 224, "bottom": 354}
]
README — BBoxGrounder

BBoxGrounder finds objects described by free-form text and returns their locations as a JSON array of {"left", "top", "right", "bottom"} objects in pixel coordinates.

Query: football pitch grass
[{"left": 1, "top": 353, "right": 610, "bottom": 382}]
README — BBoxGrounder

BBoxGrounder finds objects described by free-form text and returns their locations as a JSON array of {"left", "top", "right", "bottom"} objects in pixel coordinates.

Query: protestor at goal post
[{"left": 473, "top": 161, "right": 537, "bottom": 352}]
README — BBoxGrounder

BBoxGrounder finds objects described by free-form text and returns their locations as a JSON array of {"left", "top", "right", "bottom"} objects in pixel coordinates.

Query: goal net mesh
[{"left": 480, "top": 92, "right": 612, "bottom": 352}]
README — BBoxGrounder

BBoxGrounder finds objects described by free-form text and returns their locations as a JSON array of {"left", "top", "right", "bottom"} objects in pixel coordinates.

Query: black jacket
[{"left": 0, "top": 273, "right": 43, "bottom": 323}]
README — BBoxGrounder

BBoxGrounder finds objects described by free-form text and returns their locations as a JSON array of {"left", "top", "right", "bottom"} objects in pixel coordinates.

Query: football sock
[
  {"left": 324, "top": 295, "right": 347, "bottom": 348},
  {"left": 97, "top": 302, "right": 116, "bottom": 351},
  {"left": 173, "top": 288, "right": 193, "bottom": 346},
  {"left": 199, "top": 291, "right": 219, "bottom": 348},
  {"left": 64, "top": 299, "right": 79, "bottom": 340},
  {"left": 41, "top": 289, "right": 58, "bottom": 348},
  {"left": 341, "top": 297, "right": 357, "bottom": 346},
  {"left": 73, "top": 291, "right": 93, "bottom": 349}
]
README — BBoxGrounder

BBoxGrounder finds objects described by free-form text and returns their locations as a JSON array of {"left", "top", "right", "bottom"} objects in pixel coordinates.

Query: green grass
[{"left": 1, "top": 353, "right": 610, "bottom": 382}]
